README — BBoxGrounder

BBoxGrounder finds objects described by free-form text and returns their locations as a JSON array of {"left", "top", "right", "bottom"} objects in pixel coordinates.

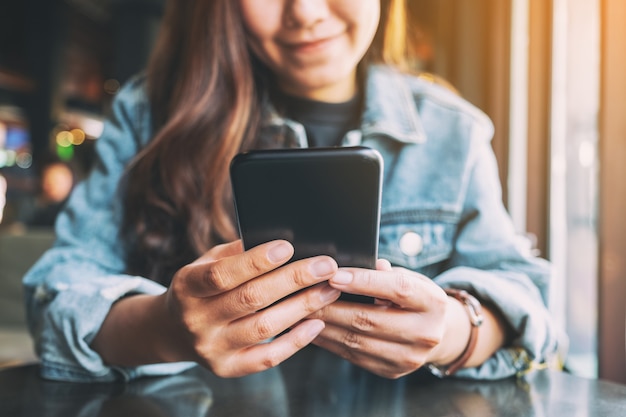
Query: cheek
[
  {"left": 343, "top": 1, "right": 380, "bottom": 52},
  {"left": 239, "top": 0, "right": 282, "bottom": 61},
  {"left": 239, "top": 0, "right": 282, "bottom": 47},
  {"left": 360, "top": 2, "right": 381, "bottom": 36}
]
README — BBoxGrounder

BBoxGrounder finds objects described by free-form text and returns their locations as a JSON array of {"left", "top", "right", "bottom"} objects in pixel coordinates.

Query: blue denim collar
[
  {"left": 361, "top": 65, "right": 427, "bottom": 144},
  {"left": 258, "top": 65, "right": 427, "bottom": 148}
]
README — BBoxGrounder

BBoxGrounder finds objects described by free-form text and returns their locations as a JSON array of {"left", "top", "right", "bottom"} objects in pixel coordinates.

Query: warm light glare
[
  {"left": 58, "top": 113, "right": 104, "bottom": 140},
  {"left": 70, "top": 128, "right": 86, "bottom": 145},
  {"left": 82, "top": 118, "right": 104, "bottom": 138},
  {"left": 56, "top": 131, "right": 74, "bottom": 147}
]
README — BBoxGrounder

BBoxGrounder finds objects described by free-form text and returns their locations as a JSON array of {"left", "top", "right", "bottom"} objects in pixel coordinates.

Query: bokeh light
[
  {"left": 103, "top": 78, "right": 121, "bottom": 95},
  {"left": 56, "top": 143, "right": 74, "bottom": 161},
  {"left": 15, "top": 152, "right": 32, "bottom": 169},
  {"left": 70, "top": 128, "right": 86, "bottom": 145},
  {"left": 56, "top": 130, "right": 74, "bottom": 148}
]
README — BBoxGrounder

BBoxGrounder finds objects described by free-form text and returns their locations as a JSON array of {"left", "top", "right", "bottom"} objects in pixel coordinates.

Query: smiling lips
[{"left": 283, "top": 33, "right": 343, "bottom": 54}]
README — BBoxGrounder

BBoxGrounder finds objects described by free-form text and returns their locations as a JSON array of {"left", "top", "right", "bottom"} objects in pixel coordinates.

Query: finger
[
  {"left": 374, "top": 259, "right": 393, "bottom": 305},
  {"left": 177, "top": 240, "right": 294, "bottom": 298},
  {"left": 310, "top": 302, "right": 427, "bottom": 344},
  {"left": 225, "top": 284, "right": 341, "bottom": 345},
  {"left": 214, "top": 256, "right": 339, "bottom": 318},
  {"left": 212, "top": 319, "right": 326, "bottom": 378},
  {"left": 313, "top": 325, "right": 426, "bottom": 379},
  {"left": 376, "top": 258, "right": 393, "bottom": 271},
  {"left": 329, "top": 268, "right": 446, "bottom": 310},
  {"left": 197, "top": 240, "right": 244, "bottom": 262}
]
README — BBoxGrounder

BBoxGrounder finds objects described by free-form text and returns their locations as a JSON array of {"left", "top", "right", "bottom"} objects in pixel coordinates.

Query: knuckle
[
  {"left": 290, "top": 266, "right": 311, "bottom": 288},
  {"left": 301, "top": 287, "right": 325, "bottom": 313},
  {"left": 402, "top": 354, "right": 425, "bottom": 373},
  {"left": 261, "top": 350, "right": 282, "bottom": 371},
  {"left": 236, "top": 284, "right": 265, "bottom": 311},
  {"left": 351, "top": 310, "right": 375, "bottom": 332},
  {"left": 393, "top": 273, "right": 415, "bottom": 301},
  {"left": 190, "top": 338, "right": 217, "bottom": 367},
  {"left": 203, "top": 264, "right": 229, "bottom": 292},
  {"left": 179, "top": 311, "right": 200, "bottom": 334},
  {"left": 342, "top": 331, "right": 364, "bottom": 350},
  {"left": 242, "top": 251, "right": 270, "bottom": 276},
  {"left": 292, "top": 331, "right": 310, "bottom": 350},
  {"left": 192, "top": 340, "right": 208, "bottom": 360},
  {"left": 432, "top": 288, "right": 449, "bottom": 310},
  {"left": 338, "top": 345, "right": 357, "bottom": 363},
  {"left": 252, "top": 315, "right": 276, "bottom": 341},
  {"left": 419, "top": 333, "right": 442, "bottom": 349},
  {"left": 300, "top": 294, "right": 317, "bottom": 314}
]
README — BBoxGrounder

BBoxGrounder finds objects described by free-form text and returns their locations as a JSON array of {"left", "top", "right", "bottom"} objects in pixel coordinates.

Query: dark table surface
[{"left": 2, "top": 346, "right": 626, "bottom": 417}]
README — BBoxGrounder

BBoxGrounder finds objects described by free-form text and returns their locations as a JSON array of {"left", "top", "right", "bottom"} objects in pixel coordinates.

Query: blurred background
[
  {"left": 0, "top": 0, "right": 624, "bottom": 384},
  {"left": 0, "top": 0, "right": 164, "bottom": 227}
]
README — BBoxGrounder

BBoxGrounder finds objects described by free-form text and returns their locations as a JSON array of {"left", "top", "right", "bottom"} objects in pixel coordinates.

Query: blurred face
[{"left": 239, "top": 0, "right": 380, "bottom": 102}]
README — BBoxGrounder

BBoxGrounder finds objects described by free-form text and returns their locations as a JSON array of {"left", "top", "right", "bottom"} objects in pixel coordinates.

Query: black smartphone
[{"left": 230, "top": 146, "right": 383, "bottom": 303}]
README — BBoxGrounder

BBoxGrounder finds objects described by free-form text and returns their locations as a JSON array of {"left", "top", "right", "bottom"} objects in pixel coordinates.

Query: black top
[{"left": 277, "top": 92, "right": 362, "bottom": 147}]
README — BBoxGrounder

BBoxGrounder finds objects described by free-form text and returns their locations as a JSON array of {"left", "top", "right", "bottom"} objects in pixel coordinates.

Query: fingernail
[
  {"left": 267, "top": 241, "right": 292, "bottom": 263},
  {"left": 307, "top": 320, "right": 325, "bottom": 338},
  {"left": 310, "top": 259, "right": 336, "bottom": 277},
  {"left": 331, "top": 270, "right": 353, "bottom": 285},
  {"left": 320, "top": 286, "right": 341, "bottom": 303}
]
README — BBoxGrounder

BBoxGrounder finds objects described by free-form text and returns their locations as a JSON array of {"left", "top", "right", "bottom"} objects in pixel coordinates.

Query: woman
[{"left": 23, "top": 0, "right": 558, "bottom": 382}]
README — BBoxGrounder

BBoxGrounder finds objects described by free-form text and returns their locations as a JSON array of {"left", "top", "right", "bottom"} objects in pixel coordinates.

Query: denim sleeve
[
  {"left": 22, "top": 79, "right": 195, "bottom": 382},
  {"left": 433, "top": 136, "right": 560, "bottom": 380}
]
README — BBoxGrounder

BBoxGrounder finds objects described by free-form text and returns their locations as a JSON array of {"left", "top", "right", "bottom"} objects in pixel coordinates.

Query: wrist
[
  {"left": 427, "top": 289, "right": 484, "bottom": 377},
  {"left": 92, "top": 293, "right": 187, "bottom": 366},
  {"left": 151, "top": 293, "right": 199, "bottom": 364}
]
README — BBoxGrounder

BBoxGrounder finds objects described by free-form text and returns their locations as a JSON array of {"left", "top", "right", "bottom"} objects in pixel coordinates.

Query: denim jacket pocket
[{"left": 378, "top": 209, "right": 458, "bottom": 275}]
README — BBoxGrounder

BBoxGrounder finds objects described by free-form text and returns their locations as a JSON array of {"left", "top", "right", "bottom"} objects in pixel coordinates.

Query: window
[{"left": 410, "top": 0, "right": 626, "bottom": 383}]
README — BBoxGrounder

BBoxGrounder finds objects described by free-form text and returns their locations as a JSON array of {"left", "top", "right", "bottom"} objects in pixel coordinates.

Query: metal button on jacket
[{"left": 399, "top": 231, "right": 424, "bottom": 257}]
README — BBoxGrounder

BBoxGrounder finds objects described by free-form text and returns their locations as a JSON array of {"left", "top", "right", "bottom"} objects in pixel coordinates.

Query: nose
[{"left": 284, "top": 0, "right": 330, "bottom": 29}]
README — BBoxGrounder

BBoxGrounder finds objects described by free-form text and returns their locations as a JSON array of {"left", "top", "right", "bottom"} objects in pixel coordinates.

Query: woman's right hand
[{"left": 162, "top": 239, "right": 341, "bottom": 377}]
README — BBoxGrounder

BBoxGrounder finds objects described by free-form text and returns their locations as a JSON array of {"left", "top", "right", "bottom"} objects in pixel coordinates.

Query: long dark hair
[{"left": 123, "top": 0, "right": 415, "bottom": 284}]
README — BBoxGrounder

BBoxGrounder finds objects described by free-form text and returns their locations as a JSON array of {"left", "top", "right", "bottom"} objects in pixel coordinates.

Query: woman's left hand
[{"left": 308, "top": 260, "right": 451, "bottom": 379}]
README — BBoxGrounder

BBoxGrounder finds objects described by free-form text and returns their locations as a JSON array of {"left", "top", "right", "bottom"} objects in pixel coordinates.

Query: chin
[{"left": 288, "top": 66, "right": 356, "bottom": 98}]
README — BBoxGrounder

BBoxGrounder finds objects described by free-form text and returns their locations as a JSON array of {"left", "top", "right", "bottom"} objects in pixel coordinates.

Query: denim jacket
[{"left": 23, "top": 65, "right": 558, "bottom": 382}]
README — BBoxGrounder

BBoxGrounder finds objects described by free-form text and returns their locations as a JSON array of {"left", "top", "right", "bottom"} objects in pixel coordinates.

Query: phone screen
[{"left": 230, "top": 146, "right": 383, "bottom": 303}]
